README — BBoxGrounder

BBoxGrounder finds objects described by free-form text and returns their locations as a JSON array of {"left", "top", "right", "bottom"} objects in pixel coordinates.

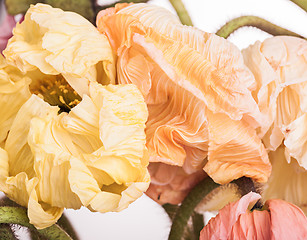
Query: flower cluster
[{"left": 0, "top": 2, "right": 306, "bottom": 238}]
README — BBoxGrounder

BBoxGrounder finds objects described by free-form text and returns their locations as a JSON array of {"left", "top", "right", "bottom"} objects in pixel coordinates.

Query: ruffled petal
[
  {"left": 283, "top": 113, "right": 307, "bottom": 169},
  {"left": 204, "top": 111, "right": 271, "bottom": 184},
  {"left": 200, "top": 192, "right": 261, "bottom": 240},
  {"left": 263, "top": 145, "right": 307, "bottom": 214},
  {"left": 5, "top": 95, "right": 57, "bottom": 177},
  {"left": 4, "top": 3, "right": 115, "bottom": 96},
  {"left": 97, "top": 3, "right": 270, "bottom": 186},
  {"left": 242, "top": 36, "right": 307, "bottom": 148},
  {"left": 0, "top": 55, "right": 31, "bottom": 145},
  {"left": 268, "top": 199, "right": 307, "bottom": 240}
]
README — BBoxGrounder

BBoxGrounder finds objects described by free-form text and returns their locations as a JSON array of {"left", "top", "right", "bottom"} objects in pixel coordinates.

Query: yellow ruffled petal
[
  {"left": 0, "top": 55, "right": 31, "bottom": 145},
  {"left": 4, "top": 3, "right": 115, "bottom": 96},
  {"left": 97, "top": 3, "right": 270, "bottom": 185},
  {"left": 5, "top": 95, "right": 57, "bottom": 177},
  {"left": 28, "top": 189, "right": 64, "bottom": 229}
]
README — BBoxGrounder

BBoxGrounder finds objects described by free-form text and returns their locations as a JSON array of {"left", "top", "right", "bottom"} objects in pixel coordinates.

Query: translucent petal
[{"left": 263, "top": 146, "right": 307, "bottom": 214}]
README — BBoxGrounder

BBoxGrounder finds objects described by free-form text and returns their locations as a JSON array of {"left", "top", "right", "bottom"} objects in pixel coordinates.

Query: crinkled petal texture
[
  {"left": 97, "top": 3, "right": 270, "bottom": 187},
  {"left": 242, "top": 36, "right": 307, "bottom": 152},
  {"left": 0, "top": 82, "right": 149, "bottom": 229},
  {"left": 0, "top": 55, "right": 31, "bottom": 145},
  {"left": 200, "top": 192, "right": 307, "bottom": 240},
  {"left": 3, "top": 3, "right": 115, "bottom": 96}
]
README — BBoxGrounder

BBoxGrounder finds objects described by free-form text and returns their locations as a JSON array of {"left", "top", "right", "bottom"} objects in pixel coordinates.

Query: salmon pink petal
[
  {"left": 268, "top": 199, "right": 307, "bottom": 239},
  {"left": 200, "top": 192, "right": 261, "bottom": 240}
]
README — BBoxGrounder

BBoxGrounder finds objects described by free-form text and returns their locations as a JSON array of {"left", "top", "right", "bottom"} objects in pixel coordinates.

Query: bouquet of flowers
[{"left": 0, "top": 0, "right": 306, "bottom": 239}]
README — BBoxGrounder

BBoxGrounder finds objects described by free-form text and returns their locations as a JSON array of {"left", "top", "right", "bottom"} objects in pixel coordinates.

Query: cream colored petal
[
  {"left": 263, "top": 145, "right": 307, "bottom": 214},
  {"left": 283, "top": 113, "right": 307, "bottom": 169},
  {"left": 204, "top": 111, "right": 271, "bottom": 184},
  {"left": 4, "top": 3, "right": 115, "bottom": 96},
  {"left": 5, "top": 95, "right": 58, "bottom": 177},
  {"left": 242, "top": 36, "right": 307, "bottom": 146}
]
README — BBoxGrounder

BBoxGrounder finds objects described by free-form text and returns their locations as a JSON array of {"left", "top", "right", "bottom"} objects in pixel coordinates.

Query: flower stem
[
  {"left": 168, "top": 177, "right": 262, "bottom": 240},
  {"left": 192, "top": 212, "right": 204, "bottom": 239},
  {"left": 169, "top": 0, "right": 193, "bottom": 26},
  {"left": 0, "top": 224, "right": 17, "bottom": 240},
  {"left": 168, "top": 177, "right": 219, "bottom": 240},
  {"left": 290, "top": 0, "right": 307, "bottom": 11},
  {"left": 0, "top": 207, "right": 73, "bottom": 240},
  {"left": 216, "top": 15, "right": 305, "bottom": 39}
]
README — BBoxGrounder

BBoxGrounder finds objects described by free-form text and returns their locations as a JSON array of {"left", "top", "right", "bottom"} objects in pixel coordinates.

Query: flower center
[{"left": 30, "top": 75, "right": 81, "bottom": 113}]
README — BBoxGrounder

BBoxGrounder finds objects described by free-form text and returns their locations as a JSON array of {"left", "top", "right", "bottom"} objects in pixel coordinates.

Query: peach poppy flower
[
  {"left": 200, "top": 192, "right": 307, "bottom": 240},
  {"left": 242, "top": 36, "right": 307, "bottom": 212},
  {"left": 97, "top": 2, "right": 271, "bottom": 196}
]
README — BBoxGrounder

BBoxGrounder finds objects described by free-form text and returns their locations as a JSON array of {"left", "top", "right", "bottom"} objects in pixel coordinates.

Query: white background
[{"left": 1, "top": 0, "right": 307, "bottom": 239}]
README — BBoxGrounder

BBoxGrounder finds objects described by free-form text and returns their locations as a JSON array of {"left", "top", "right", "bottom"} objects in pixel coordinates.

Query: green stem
[
  {"left": 169, "top": 0, "right": 193, "bottom": 26},
  {"left": 0, "top": 207, "right": 72, "bottom": 240},
  {"left": 168, "top": 177, "right": 262, "bottom": 240},
  {"left": 57, "top": 214, "right": 80, "bottom": 240},
  {"left": 192, "top": 212, "right": 204, "bottom": 240},
  {"left": 0, "top": 224, "right": 17, "bottom": 240},
  {"left": 289, "top": 0, "right": 307, "bottom": 11},
  {"left": 168, "top": 177, "right": 219, "bottom": 240},
  {"left": 216, "top": 15, "right": 305, "bottom": 39},
  {"left": 162, "top": 204, "right": 179, "bottom": 221}
]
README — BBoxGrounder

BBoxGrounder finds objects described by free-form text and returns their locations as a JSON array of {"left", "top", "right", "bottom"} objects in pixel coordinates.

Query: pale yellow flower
[
  {"left": 0, "top": 55, "right": 31, "bottom": 146},
  {"left": 0, "top": 82, "right": 149, "bottom": 229},
  {"left": 0, "top": 3, "right": 149, "bottom": 229},
  {"left": 242, "top": 36, "right": 307, "bottom": 211},
  {"left": 3, "top": 3, "right": 115, "bottom": 96},
  {"left": 97, "top": 3, "right": 271, "bottom": 191}
]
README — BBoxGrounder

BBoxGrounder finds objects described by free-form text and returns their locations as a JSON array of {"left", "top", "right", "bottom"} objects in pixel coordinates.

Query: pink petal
[
  {"left": 200, "top": 192, "right": 261, "bottom": 240},
  {"left": 268, "top": 199, "right": 307, "bottom": 240}
]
